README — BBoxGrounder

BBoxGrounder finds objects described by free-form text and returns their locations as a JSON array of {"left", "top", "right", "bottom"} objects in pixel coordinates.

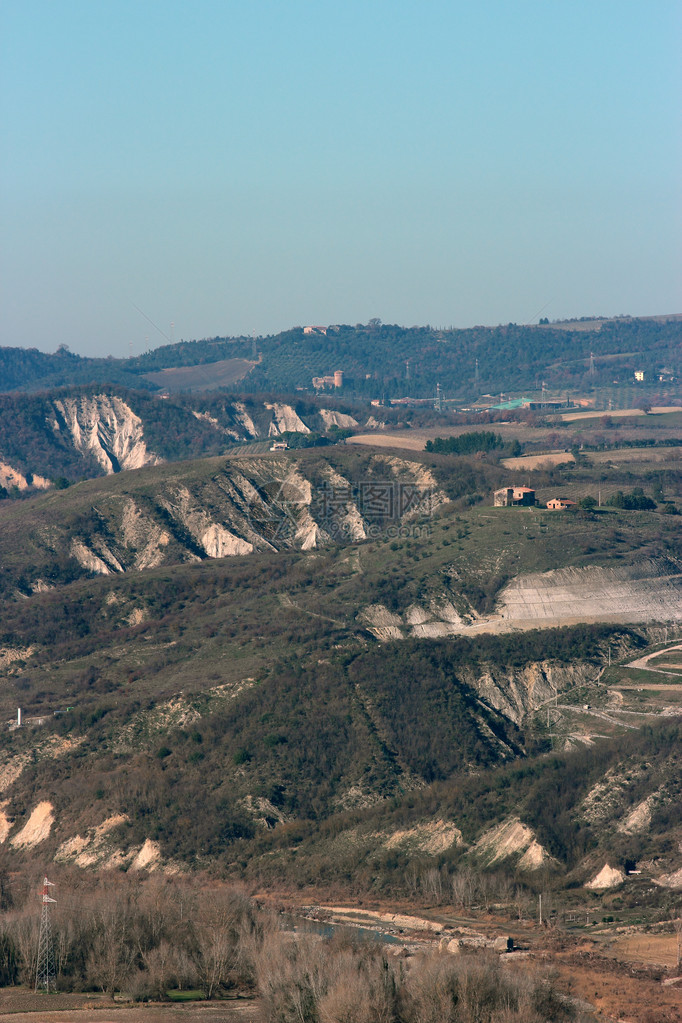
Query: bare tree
[
  {"left": 190, "top": 888, "right": 252, "bottom": 999},
  {"left": 256, "top": 931, "right": 331, "bottom": 1023},
  {"left": 319, "top": 950, "right": 399, "bottom": 1023},
  {"left": 670, "top": 910, "right": 682, "bottom": 970},
  {"left": 86, "top": 925, "right": 135, "bottom": 999},
  {"left": 13, "top": 914, "right": 39, "bottom": 988}
]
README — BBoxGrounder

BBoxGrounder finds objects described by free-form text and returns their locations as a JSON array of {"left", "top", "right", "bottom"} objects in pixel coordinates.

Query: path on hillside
[{"left": 626, "top": 643, "right": 682, "bottom": 671}]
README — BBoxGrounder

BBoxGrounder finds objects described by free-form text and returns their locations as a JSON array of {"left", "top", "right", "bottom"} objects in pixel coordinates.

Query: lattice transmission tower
[{"left": 35, "top": 876, "right": 56, "bottom": 992}]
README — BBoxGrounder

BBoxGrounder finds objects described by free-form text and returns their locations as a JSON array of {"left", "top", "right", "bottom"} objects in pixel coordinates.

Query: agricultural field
[{"left": 142, "top": 357, "right": 256, "bottom": 392}]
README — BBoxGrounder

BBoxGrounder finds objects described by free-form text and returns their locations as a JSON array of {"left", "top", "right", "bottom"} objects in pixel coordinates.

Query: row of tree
[{"left": 0, "top": 874, "right": 582, "bottom": 1021}]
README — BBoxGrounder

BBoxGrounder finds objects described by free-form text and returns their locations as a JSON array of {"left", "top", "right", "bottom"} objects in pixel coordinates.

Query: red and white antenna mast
[{"left": 35, "top": 876, "right": 56, "bottom": 992}]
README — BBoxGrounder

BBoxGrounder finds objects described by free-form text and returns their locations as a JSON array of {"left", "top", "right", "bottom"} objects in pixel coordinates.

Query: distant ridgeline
[{"left": 1, "top": 316, "right": 680, "bottom": 397}]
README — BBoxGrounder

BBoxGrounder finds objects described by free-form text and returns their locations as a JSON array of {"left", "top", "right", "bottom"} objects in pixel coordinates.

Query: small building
[
  {"left": 494, "top": 486, "right": 535, "bottom": 507},
  {"left": 269, "top": 440, "right": 288, "bottom": 452},
  {"left": 546, "top": 498, "right": 576, "bottom": 511},
  {"left": 304, "top": 325, "right": 327, "bottom": 335}
]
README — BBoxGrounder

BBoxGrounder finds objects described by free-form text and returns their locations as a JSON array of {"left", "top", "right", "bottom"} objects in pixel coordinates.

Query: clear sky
[{"left": 1, "top": 0, "right": 680, "bottom": 358}]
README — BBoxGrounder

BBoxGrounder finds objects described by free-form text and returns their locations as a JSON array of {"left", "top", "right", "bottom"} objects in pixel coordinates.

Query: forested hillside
[{"left": 2, "top": 315, "right": 680, "bottom": 399}]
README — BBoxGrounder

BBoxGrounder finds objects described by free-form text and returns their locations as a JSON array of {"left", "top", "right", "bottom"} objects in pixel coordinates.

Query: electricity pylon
[{"left": 35, "top": 876, "right": 56, "bottom": 992}]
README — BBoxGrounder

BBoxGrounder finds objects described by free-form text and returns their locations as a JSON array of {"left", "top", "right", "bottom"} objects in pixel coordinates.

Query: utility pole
[
  {"left": 539, "top": 893, "right": 542, "bottom": 926},
  {"left": 35, "top": 877, "right": 56, "bottom": 992}
]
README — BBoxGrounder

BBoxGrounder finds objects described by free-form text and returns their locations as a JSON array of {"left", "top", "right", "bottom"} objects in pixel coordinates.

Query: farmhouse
[
  {"left": 493, "top": 486, "right": 535, "bottom": 507},
  {"left": 546, "top": 498, "right": 576, "bottom": 511}
]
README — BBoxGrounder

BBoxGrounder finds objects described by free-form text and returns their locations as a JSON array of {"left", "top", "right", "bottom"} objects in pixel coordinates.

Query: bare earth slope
[{"left": 497, "top": 560, "right": 682, "bottom": 626}]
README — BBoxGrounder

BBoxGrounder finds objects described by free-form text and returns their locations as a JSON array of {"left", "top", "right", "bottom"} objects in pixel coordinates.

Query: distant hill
[
  {"left": 2, "top": 314, "right": 680, "bottom": 399},
  {"left": 0, "top": 386, "right": 362, "bottom": 485}
]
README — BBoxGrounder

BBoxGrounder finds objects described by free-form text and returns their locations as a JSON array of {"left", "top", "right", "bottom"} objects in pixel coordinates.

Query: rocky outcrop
[
  {"left": 52, "top": 394, "right": 162, "bottom": 473},
  {"left": 265, "top": 402, "right": 311, "bottom": 436},
  {"left": 472, "top": 818, "right": 556, "bottom": 870},
  {"left": 384, "top": 819, "right": 463, "bottom": 855},
  {"left": 461, "top": 661, "right": 595, "bottom": 726},
  {"left": 55, "top": 453, "right": 448, "bottom": 581},
  {"left": 0, "top": 462, "right": 50, "bottom": 491},
  {"left": 10, "top": 801, "right": 54, "bottom": 848},
  {"left": 318, "top": 409, "right": 359, "bottom": 430},
  {"left": 586, "top": 863, "right": 626, "bottom": 889},
  {"left": 55, "top": 814, "right": 129, "bottom": 867}
]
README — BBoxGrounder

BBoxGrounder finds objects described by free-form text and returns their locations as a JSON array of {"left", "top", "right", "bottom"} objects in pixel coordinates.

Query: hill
[
  {"left": 0, "top": 444, "right": 679, "bottom": 900},
  {"left": 2, "top": 314, "right": 680, "bottom": 400},
  {"left": 0, "top": 387, "right": 362, "bottom": 487}
]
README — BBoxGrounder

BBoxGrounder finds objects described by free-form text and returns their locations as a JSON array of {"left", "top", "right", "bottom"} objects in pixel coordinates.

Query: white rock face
[
  {"left": 52, "top": 395, "right": 163, "bottom": 473},
  {"left": 130, "top": 838, "right": 161, "bottom": 871},
  {"left": 357, "top": 605, "right": 404, "bottom": 641},
  {"left": 10, "top": 801, "right": 54, "bottom": 848},
  {"left": 201, "top": 523, "right": 253, "bottom": 558},
  {"left": 0, "top": 806, "right": 11, "bottom": 844},
  {"left": 71, "top": 540, "right": 117, "bottom": 575},
  {"left": 322, "top": 466, "right": 366, "bottom": 541},
  {"left": 384, "top": 819, "right": 463, "bottom": 854},
  {"left": 265, "top": 403, "right": 311, "bottom": 435},
  {"left": 192, "top": 410, "right": 221, "bottom": 430},
  {"left": 55, "top": 814, "right": 129, "bottom": 867},
  {"left": 161, "top": 486, "right": 254, "bottom": 560},
  {"left": 121, "top": 499, "right": 171, "bottom": 570},
  {"left": 518, "top": 839, "right": 552, "bottom": 870},
  {"left": 653, "top": 866, "right": 682, "bottom": 889},
  {"left": 473, "top": 818, "right": 553, "bottom": 870},
  {"left": 586, "top": 863, "right": 626, "bottom": 889},
  {"left": 233, "top": 402, "right": 259, "bottom": 438},
  {"left": 319, "top": 409, "right": 359, "bottom": 430},
  {"left": 0, "top": 462, "right": 51, "bottom": 491},
  {"left": 0, "top": 755, "right": 28, "bottom": 793},
  {"left": 617, "top": 794, "right": 657, "bottom": 835}
]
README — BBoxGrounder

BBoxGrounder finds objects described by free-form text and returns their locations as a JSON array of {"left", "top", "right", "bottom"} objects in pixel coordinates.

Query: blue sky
[{"left": 1, "top": 0, "right": 680, "bottom": 357}]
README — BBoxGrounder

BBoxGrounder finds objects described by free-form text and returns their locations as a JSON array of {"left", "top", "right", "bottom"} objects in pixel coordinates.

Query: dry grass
[
  {"left": 143, "top": 358, "right": 255, "bottom": 392},
  {"left": 502, "top": 451, "right": 574, "bottom": 470},
  {"left": 612, "top": 933, "right": 680, "bottom": 969},
  {"left": 561, "top": 406, "right": 682, "bottom": 422},
  {"left": 347, "top": 432, "right": 429, "bottom": 451},
  {"left": 551, "top": 956, "right": 682, "bottom": 1023},
  {"left": 588, "top": 445, "right": 682, "bottom": 464}
]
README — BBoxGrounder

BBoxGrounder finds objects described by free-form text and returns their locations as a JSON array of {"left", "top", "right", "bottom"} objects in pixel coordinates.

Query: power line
[{"left": 35, "top": 876, "right": 56, "bottom": 992}]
